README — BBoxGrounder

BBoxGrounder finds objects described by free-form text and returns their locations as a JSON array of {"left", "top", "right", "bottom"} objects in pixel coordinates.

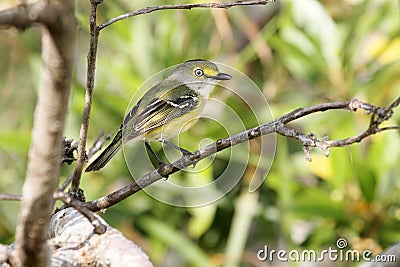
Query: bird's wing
[
  {"left": 123, "top": 98, "right": 141, "bottom": 127},
  {"left": 133, "top": 89, "right": 199, "bottom": 135}
]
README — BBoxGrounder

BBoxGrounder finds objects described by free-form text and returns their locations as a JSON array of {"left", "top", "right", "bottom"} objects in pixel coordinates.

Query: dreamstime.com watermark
[{"left": 257, "top": 238, "right": 397, "bottom": 263}]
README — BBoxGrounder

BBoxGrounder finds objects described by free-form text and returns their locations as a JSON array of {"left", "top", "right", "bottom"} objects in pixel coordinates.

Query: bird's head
[{"left": 169, "top": 59, "right": 232, "bottom": 96}]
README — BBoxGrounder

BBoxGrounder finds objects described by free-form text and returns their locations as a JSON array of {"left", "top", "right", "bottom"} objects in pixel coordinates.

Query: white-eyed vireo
[{"left": 85, "top": 59, "right": 232, "bottom": 172}]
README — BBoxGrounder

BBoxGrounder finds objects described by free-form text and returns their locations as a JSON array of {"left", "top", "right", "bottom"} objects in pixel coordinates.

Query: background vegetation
[{"left": 0, "top": 0, "right": 399, "bottom": 266}]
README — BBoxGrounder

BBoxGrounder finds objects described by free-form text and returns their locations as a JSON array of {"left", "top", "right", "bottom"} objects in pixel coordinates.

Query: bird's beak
[{"left": 214, "top": 72, "right": 232, "bottom": 80}]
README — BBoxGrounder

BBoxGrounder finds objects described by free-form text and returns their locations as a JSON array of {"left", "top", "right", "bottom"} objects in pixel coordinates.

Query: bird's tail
[{"left": 85, "top": 130, "right": 123, "bottom": 172}]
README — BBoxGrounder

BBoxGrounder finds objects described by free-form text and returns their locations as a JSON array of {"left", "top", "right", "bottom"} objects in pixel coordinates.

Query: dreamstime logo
[
  {"left": 336, "top": 238, "right": 348, "bottom": 249},
  {"left": 257, "top": 238, "right": 396, "bottom": 263},
  {"left": 122, "top": 62, "right": 276, "bottom": 207}
]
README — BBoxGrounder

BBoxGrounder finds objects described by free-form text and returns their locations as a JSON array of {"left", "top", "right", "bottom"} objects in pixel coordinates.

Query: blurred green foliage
[{"left": 1, "top": 0, "right": 400, "bottom": 266}]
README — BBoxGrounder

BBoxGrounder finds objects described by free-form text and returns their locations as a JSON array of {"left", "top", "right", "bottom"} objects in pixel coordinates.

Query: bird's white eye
[{"left": 194, "top": 69, "right": 204, "bottom": 77}]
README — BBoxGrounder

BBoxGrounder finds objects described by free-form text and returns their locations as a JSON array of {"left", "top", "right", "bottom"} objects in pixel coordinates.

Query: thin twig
[
  {"left": 0, "top": 194, "right": 22, "bottom": 201},
  {"left": 59, "top": 172, "right": 74, "bottom": 192},
  {"left": 84, "top": 98, "right": 400, "bottom": 212},
  {"left": 54, "top": 191, "right": 106, "bottom": 234},
  {"left": 70, "top": 0, "right": 101, "bottom": 193},
  {"left": 87, "top": 130, "right": 113, "bottom": 160},
  {"left": 97, "top": 0, "right": 275, "bottom": 30}
]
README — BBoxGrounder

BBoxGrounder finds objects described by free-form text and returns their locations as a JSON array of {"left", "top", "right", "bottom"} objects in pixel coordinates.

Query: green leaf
[
  {"left": 139, "top": 216, "right": 214, "bottom": 267},
  {"left": 288, "top": 188, "right": 345, "bottom": 220},
  {"left": 188, "top": 204, "right": 217, "bottom": 238}
]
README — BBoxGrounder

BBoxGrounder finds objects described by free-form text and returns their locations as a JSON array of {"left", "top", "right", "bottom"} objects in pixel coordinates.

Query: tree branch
[
  {"left": 3, "top": 1, "right": 77, "bottom": 266},
  {"left": 0, "top": 0, "right": 73, "bottom": 30},
  {"left": 0, "top": 194, "right": 22, "bottom": 201},
  {"left": 48, "top": 208, "right": 153, "bottom": 267},
  {"left": 70, "top": 0, "right": 101, "bottom": 193},
  {"left": 84, "top": 98, "right": 400, "bottom": 212},
  {"left": 54, "top": 191, "right": 106, "bottom": 234},
  {"left": 97, "top": 0, "right": 276, "bottom": 30}
]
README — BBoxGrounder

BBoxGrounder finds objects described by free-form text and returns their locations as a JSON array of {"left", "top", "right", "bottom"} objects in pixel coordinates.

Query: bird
[{"left": 85, "top": 59, "right": 232, "bottom": 172}]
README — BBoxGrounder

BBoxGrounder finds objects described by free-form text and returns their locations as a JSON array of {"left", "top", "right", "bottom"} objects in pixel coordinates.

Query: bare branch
[
  {"left": 0, "top": 244, "right": 11, "bottom": 265},
  {"left": 48, "top": 208, "right": 153, "bottom": 267},
  {"left": 54, "top": 191, "right": 106, "bottom": 234},
  {"left": 0, "top": 2, "right": 53, "bottom": 29},
  {"left": 8, "top": 0, "right": 76, "bottom": 266},
  {"left": 84, "top": 98, "right": 400, "bottom": 212},
  {"left": 277, "top": 99, "right": 376, "bottom": 125},
  {"left": 0, "top": 0, "right": 75, "bottom": 30},
  {"left": 97, "top": 0, "right": 276, "bottom": 30},
  {"left": 0, "top": 194, "right": 22, "bottom": 201},
  {"left": 87, "top": 130, "right": 113, "bottom": 159},
  {"left": 70, "top": 0, "right": 101, "bottom": 193},
  {"left": 0, "top": 3, "right": 33, "bottom": 30}
]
